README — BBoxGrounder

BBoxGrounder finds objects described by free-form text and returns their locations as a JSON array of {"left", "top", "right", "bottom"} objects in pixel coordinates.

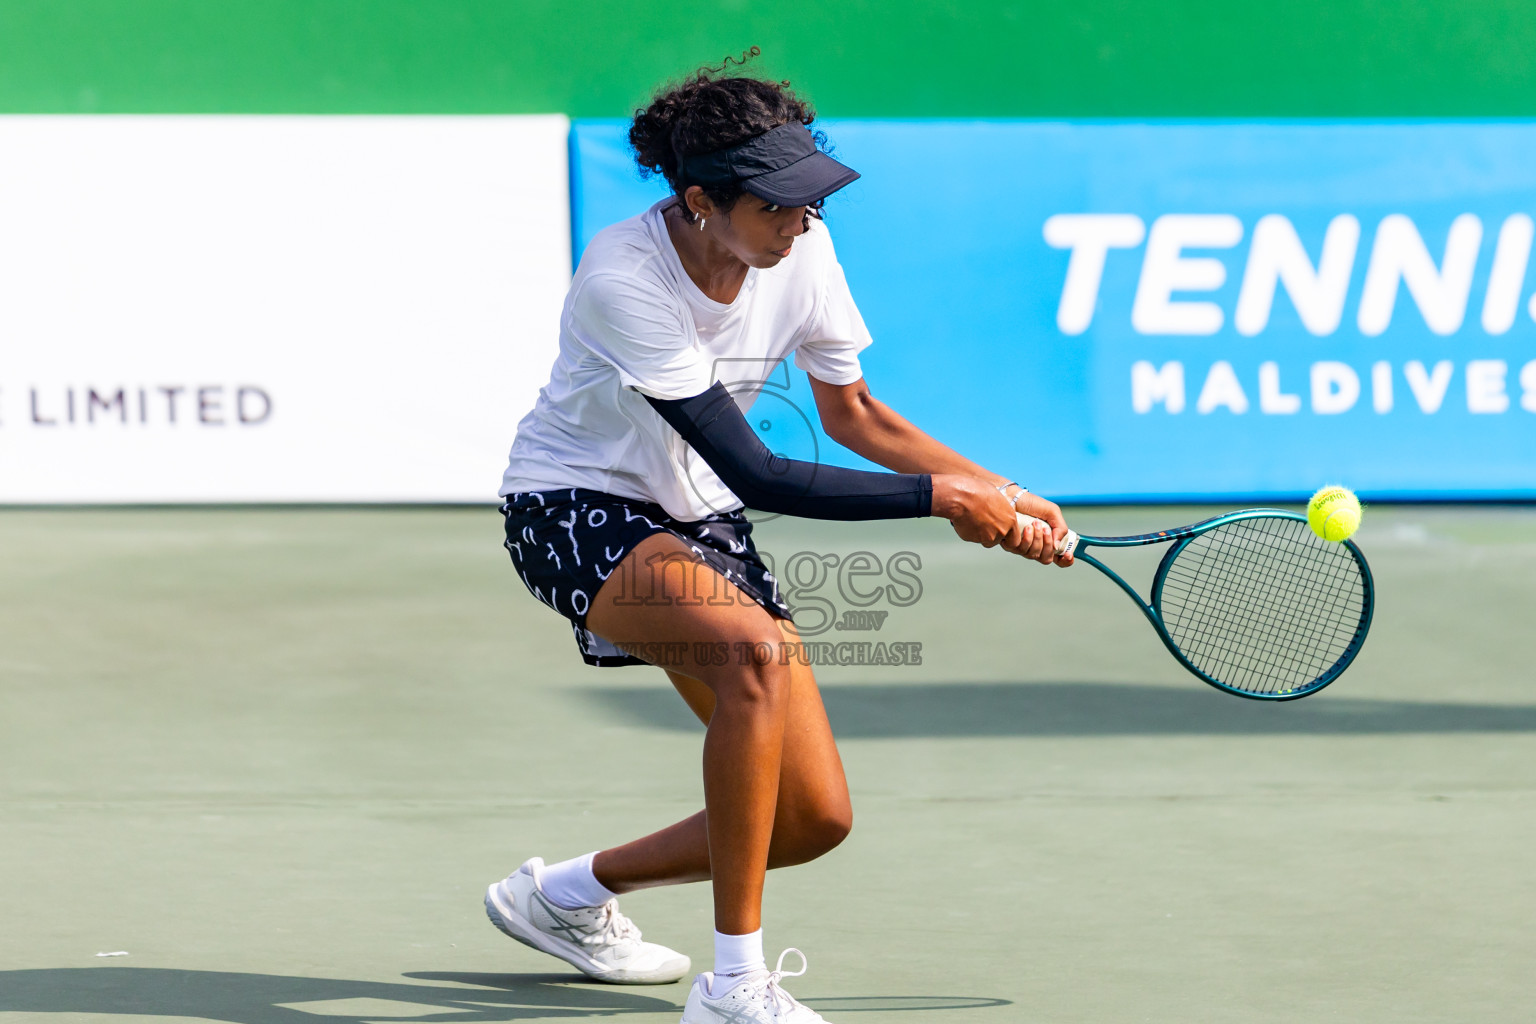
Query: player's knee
[
  {"left": 798, "top": 790, "right": 854, "bottom": 856},
  {"left": 776, "top": 805, "right": 852, "bottom": 866},
  {"left": 733, "top": 664, "right": 789, "bottom": 710},
  {"left": 808, "top": 804, "right": 853, "bottom": 856},
  {"left": 713, "top": 637, "right": 789, "bottom": 708}
]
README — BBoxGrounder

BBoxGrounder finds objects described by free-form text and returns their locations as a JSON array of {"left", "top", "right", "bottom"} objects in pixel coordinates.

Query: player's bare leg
[
  {"left": 486, "top": 532, "right": 847, "bottom": 1009},
  {"left": 582, "top": 534, "right": 847, "bottom": 934},
  {"left": 588, "top": 619, "right": 853, "bottom": 892}
]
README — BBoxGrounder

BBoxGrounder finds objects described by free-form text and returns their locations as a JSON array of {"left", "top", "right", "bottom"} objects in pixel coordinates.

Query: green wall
[{"left": 2, "top": 0, "right": 1535, "bottom": 117}]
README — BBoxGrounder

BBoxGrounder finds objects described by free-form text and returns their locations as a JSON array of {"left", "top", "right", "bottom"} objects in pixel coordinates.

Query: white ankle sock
[
  {"left": 712, "top": 928, "right": 766, "bottom": 987},
  {"left": 538, "top": 852, "right": 618, "bottom": 910}
]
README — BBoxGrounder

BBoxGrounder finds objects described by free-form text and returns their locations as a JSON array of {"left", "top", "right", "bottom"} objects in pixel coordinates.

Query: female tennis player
[{"left": 487, "top": 54, "right": 1073, "bottom": 1024}]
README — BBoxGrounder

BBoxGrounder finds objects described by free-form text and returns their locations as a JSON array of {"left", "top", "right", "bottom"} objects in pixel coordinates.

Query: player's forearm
[
  {"left": 827, "top": 391, "right": 1010, "bottom": 485},
  {"left": 645, "top": 384, "right": 932, "bottom": 520}
]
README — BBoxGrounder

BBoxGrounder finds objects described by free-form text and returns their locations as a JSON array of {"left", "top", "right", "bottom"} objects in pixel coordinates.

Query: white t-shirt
[{"left": 501, "top": 200, "right": 874, "bottom": 521}]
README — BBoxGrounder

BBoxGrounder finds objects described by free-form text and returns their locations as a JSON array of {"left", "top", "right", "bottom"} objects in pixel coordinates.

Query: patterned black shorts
[{"left": 500, "top": 488, "right": 792, "bottom": 667}]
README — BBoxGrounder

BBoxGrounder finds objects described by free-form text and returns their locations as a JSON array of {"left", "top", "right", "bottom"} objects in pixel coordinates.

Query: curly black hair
[{"left": 629, "top": 47, "right": 829, "bottom": 213}]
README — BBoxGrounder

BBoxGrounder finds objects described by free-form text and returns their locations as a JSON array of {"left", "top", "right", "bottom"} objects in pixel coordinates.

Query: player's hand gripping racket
[{"left": 1021, "top": 509, "right": 1374, "bottom": 700}]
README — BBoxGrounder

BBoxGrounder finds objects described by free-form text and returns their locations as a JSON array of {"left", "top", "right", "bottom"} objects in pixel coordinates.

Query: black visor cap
[{"left": 678, "top": 123, "right": 860, "bottom": 207}]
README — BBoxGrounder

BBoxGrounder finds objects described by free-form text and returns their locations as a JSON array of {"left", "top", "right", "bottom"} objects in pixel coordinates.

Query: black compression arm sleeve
[{"left": 644, "top": 382, "right": 933, "bottom": 520}]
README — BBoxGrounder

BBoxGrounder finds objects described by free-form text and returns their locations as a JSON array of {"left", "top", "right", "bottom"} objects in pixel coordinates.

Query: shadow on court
[
  {"left": 0, "top": 968, "right": 1010, "bottom": 1022},
  {"left": 588, "top": 682, "right": 1536, "bottom": 737}
]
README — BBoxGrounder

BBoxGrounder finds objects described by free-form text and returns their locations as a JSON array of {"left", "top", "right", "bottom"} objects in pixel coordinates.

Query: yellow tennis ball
[{"left": 1308, "top": 485, "right": 1362, "bottom": 542}]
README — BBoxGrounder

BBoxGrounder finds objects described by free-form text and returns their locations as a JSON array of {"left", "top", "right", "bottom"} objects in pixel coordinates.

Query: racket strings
[
  {"left": 1164, "top": 523, "right": 1363, "bottom": 692},
  {"left": 1157, "top": 517, "right": 1367, "bottom": 694},
  {"left": 1167, "top": 546, "right": 1356, "bottom": 692},
  {"left": 1175, "top": 531, "right": 1355, "bottom": 675},
  {"left": 1169, "top": 526, "right": 1362, "bottom": 692}
]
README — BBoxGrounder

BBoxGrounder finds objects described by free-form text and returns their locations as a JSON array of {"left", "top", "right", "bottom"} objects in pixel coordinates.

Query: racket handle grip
[
  {"left": 1016, "top": 514, "right": 1081, "bottom": 558},
  {"left": 1060, "top": 528, "right": 1081, "bottom": 557}
]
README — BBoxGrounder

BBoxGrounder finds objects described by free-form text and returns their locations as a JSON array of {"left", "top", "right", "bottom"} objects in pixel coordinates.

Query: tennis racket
[{"left": 1021, "top": 509, "right": 1374, "bottom": 701}]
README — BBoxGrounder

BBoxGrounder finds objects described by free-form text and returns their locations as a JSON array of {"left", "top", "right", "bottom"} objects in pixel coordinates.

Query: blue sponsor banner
[{"left": 571, "top": 120, "right": 1536, "bottom": 501}]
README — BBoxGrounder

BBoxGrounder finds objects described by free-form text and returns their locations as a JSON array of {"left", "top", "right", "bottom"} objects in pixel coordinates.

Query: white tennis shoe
[
  {"left": 681, "top": 949, "right": 828, "bottom": 1024},
  {"left": 483, "top": 856, "right": 690, "bottom": 984}
]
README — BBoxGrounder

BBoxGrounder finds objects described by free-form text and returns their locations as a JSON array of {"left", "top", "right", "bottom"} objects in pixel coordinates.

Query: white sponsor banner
[{"left": 0, "top": 115, "right": 569, "bottom": 502}]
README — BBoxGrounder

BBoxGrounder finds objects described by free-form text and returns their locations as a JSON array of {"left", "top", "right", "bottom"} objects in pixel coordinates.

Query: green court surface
[{"left": 1, "top": 505, "right": 1531, "bottom": 1023}]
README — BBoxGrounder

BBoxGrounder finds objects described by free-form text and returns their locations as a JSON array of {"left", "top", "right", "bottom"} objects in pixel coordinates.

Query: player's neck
[{"left": 664, "top": 202, "right": 750, "bottom": 304}]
